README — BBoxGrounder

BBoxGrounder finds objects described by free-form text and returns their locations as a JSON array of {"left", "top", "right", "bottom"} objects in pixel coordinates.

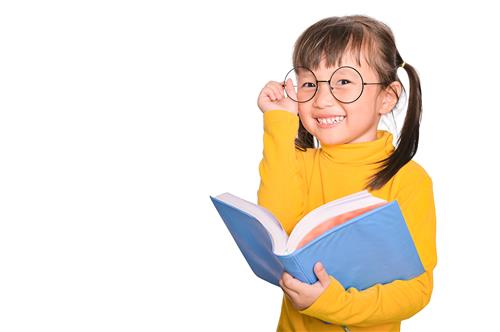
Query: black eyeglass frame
[{"left": 281, "top": 65, "right": 387, "bottom": 104}]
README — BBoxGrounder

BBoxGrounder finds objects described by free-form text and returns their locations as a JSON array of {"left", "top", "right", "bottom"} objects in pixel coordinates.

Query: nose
[{"left": 312, "top": 80, "right": 336, "bottom": 108}]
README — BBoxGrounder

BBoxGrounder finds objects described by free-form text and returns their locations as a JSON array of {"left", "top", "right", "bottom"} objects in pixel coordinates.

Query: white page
[
  {"left": 215, "top": 193, "right": 288, "bottom": 254},
  {"left": 286, "top": 191, "right": 387, "bottom": 253},
  {"left": 288, "top": 190, "right": 371, "bottom": 241}
]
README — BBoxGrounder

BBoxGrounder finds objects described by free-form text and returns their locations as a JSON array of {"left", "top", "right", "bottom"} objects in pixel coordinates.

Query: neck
[{"left": 319, "top": 130, "right": 395, "bottom": 165}]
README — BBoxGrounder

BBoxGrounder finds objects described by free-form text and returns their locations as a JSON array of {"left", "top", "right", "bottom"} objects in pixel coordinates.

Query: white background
[{"left": 1, "top": 1, "right": 498, "bottom": 331}]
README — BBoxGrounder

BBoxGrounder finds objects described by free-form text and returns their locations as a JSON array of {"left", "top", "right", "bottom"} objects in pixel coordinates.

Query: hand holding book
[{"left": 279, "top": 262, "right": 332, "bottom": 311}]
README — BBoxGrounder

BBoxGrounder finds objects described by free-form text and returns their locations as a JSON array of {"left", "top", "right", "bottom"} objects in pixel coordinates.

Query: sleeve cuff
[{"left": 299, "top": 275, "right": 348, "bottom": 318}]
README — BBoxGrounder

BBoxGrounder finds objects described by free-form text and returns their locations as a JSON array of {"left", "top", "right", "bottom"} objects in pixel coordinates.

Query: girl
[{"left": 256, "top": 15, "right": 437, "bottom": 332}]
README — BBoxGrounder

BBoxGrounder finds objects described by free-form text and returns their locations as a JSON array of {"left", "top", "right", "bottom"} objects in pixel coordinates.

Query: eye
[
  {"left": 336, "top": 79, "right": 351, "bottom": 85},
  {"left": 301, "top": 82, "right": 316, "bottom": 88}
]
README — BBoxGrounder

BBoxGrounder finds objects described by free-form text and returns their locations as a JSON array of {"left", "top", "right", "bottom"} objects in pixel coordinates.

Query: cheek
[
  {"left": 358, "top": 91, "right": 380, "bottom": 110},
  {"left": 347, "top": 95, "right": 378, "bottom": 118},
  {"left": 298, "top": 108, "right": 316, "bottom": 131},
  {"left": 297, "top": 105, "right": 309, "bottom": 118}
]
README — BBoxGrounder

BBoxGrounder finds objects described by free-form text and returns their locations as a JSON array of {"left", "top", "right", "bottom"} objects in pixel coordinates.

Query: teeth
[{"left": 317, "top": 116, "right": 345, "bottom": 125}]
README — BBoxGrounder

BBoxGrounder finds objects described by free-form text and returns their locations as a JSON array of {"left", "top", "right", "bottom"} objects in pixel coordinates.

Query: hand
[
  {"left": 257, "top": 78, "right": 298, "bottom": 115},
  {"left": 279, "top": 262, "right": 332, "bottom": 311}
]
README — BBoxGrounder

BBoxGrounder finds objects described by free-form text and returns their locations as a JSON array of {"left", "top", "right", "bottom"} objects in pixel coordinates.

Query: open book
[{"left": 210, "top": 190, "right": 425, "bottom": 290}]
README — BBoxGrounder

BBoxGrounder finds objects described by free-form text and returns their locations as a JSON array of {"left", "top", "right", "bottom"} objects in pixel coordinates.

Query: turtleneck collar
[{"left": 319, "top": 130, "right": 395, "bottom": 165}]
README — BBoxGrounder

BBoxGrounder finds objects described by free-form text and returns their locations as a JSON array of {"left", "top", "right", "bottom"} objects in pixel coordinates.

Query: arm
[
  {"left": 257, "top": 110, "right": 308, "bottom": 236},
  {"left": 299, "top": 174, "right": 438, "bottom": 327}
]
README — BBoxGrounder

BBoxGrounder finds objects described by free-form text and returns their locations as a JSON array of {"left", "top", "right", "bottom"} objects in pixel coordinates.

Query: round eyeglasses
[{"left": 282, "top": 66, "right": 386, "bottom": 104}]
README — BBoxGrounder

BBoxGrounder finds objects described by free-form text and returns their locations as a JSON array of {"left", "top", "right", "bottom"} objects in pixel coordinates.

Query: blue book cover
[{"left": 210, "top": 192, "right": 425, "bottom": 290}]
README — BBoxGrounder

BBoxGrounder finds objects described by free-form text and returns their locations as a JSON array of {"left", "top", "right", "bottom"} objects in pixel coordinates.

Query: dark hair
[{"left": 292, "top": 15, "right": 421, "bottom": 191}]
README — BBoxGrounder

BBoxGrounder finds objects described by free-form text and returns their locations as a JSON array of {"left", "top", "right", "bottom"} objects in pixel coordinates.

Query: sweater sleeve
[
  {"left": 298, "top": 173, "right": 437, "bottom": 327},
  {"left": 257, "top": 110, "right": 308, "bottom": 236}
]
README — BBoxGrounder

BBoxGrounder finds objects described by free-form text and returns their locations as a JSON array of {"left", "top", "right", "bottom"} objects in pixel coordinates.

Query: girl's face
[{"left": 298, "top": 52, "right": 395, "bottom": 145}]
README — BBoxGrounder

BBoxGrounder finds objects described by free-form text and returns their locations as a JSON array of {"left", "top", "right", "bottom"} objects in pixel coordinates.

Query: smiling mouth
[{"left": 315, "top": 116, "right": 346, "bottom": 127}]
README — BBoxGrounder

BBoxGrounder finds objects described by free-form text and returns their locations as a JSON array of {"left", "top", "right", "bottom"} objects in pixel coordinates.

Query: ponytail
[{"left": 365, "top": 60, "right": 422, "bottom": 191}]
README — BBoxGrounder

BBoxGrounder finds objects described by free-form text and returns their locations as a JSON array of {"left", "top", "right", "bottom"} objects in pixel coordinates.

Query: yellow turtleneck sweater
[{"left": 257, "top": 110, "right": 437, "bottom": 332}]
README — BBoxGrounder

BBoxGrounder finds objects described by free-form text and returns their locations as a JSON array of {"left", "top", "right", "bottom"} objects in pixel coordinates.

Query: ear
[{"left": 379, "top": 81, "right": 402, "bottom": 115}]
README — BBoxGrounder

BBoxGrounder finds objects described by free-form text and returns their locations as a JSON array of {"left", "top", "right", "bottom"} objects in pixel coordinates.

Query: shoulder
[
  {"left": 394, "top": 159, "right": 433, "bottom": 187},
  {"left": 389, "top": 160, "right": 434, "bottom": 224},
  {"left": 389, "top": 159, "right": 434, "bottom": 202}
]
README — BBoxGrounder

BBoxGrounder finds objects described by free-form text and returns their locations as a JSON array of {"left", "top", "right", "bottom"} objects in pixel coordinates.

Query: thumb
[
  {"left": 283, "top": 78, "right": 297, "bottom": 101},
  {"left": 314, "top": 262, "right": 330, "bottom": 287}
]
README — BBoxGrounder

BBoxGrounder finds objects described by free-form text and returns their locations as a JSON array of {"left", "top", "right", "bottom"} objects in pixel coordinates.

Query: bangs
[{"left": 293, "top": 19, "right": 377, "bottom": 71}]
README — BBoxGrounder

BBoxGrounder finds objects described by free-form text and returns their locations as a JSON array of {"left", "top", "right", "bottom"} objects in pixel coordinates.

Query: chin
[
  {"left": 318, "top": 135, "right": 348, "bottom": 146},
  {"left": 306, "top": 121, "right": 348, "bottom": 146}
]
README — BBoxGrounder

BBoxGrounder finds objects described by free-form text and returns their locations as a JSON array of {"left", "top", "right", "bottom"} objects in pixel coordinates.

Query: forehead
[{"left": 310, "top": 51, "right": 374, "bottom": 78}]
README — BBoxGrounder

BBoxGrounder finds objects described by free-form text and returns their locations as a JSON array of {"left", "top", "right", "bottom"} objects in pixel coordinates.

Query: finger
[
  {"left": 314, "top": 262, "right": 331, "bottom": 288},
  {"left": 268, "top": 83, "right": 282, "bottom": 101},
  {"left": 283, "top": 78, "right": 297, "bottom": 100},
  {"left": 282, "top": 284, "right": 300, "bottom": 298},
  {"left": 265, "top": 82, "right": 280, "bottom": 97},
  {"left": 281, "top": 288, "right": 294, "bottom": 304},
  {"left": 264, "top": 85, "right": 279, "bottom": 101},
  {"left": 280, "top": 275, "right": 300, "bottom": 296},
  {"left": 271, "top": 83, "right": 285, "bottom": 100},
  {"left": 281, "top": 273, "right": 302, "bottom": 295}
]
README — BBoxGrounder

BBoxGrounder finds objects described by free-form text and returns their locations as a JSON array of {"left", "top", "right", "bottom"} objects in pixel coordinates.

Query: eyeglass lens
[{"left": 284, "top": 66, "right": 364, "bottom": 103}]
